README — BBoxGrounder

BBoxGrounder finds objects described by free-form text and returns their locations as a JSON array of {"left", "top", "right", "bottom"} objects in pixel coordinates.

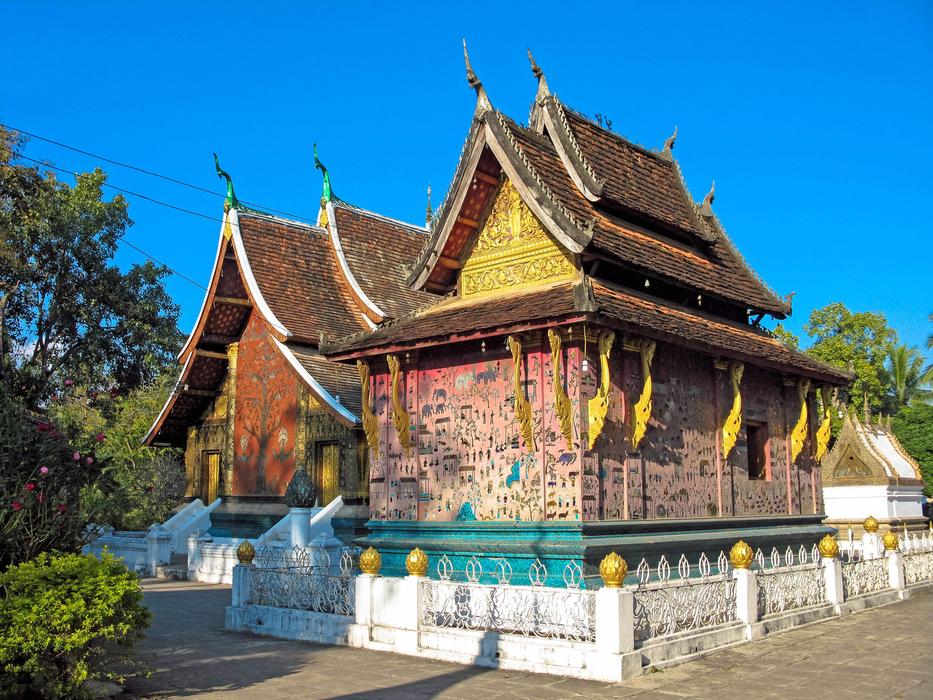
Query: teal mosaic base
[{"left": 357, "top": 515, "right": 835, "bottom": 588}]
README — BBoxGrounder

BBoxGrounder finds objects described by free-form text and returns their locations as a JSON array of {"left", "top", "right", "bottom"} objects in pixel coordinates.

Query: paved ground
[{"left": 126, "top": 580, "right": 933, "bottom": 699}]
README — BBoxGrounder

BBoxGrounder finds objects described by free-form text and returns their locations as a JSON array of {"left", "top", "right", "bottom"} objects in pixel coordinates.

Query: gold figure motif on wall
[
  {"left": 587, "top": 330, "right": 615, "bottom": 450},
  {"left": 631, "top": 339, "right": 656, "bottom": 450},
  {"left": 814, "top": 385, "right": 833, "bottom": 463},
  {"left": 547, "top": 329, "right": 573, "bottom": 450},
  {"left": 357, "top": 360, "right": 379, "bottom": 459},
  {"left": 387, "top": 354, "right": 412, "bottom": 455},
  {"left": 507, "top": 335, "right": 536, "bottom": 451},
  {"left": 790, "top": 378, "right": 811, "bottom": 462},
  {"left": 722, "top": 362, "right": 745, "bottom": 459},
  {"left": 460, "top": 179, "right": 575, "bottom": 298}
]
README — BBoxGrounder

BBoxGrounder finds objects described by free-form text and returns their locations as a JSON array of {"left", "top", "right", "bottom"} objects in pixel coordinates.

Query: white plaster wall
[{"left": 824, "top": 484, "right": 925, "bottom": 520}]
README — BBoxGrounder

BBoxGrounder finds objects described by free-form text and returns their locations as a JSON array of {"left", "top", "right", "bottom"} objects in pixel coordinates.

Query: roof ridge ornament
[
  {"left": 425, "top": 184, "right": 433, "bottom": 230},
  {"left": 314, "top": 143, "right": 333, "bottom": 205},
  {"left": 462, "top": 39, "right": 492, "bottom": 113},
  {"left": 700, "top": 180, "right": 715, "bottom": 216},
  {"left": 213, "top": 153, "right": 239, "bottom": 212},
  {"left": 661, "top": 126, "right": 678, "bottom": 158},
  {"left": 527, "top": 48, "right": 550, "bottom": 101}
]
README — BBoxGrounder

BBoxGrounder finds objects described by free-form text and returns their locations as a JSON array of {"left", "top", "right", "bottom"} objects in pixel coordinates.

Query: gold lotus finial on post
[
  {"left": 882, "top": 531, "right": 899, "bottom": 552},
  {"left": 599, "top": 552, "right": 628, "bottom": 588},
  {"left": 817, "top": 534, "right": 840, "bottom": 559},
  {"left": 359, "top": 546, "right": 381, "bottom": 575},
  {"left": 863, "top": 516, "right": 880, "bottom": 534},
  {"left": 729, "top": 540, "right": 754, "bottom": 569},
  {"left": 405, "top": 547, "right": 429, "bottom": 577},
  {"left": 236, "top": 540, "right": 255, "bottom": 565}
]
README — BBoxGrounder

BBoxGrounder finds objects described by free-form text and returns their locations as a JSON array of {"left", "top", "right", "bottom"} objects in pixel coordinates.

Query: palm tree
[
  {"left": 887, "top": 344, "right": 933, "bottom": 408},
  {"left": 928, "top": 312, "right": 932, "bottom": 350}
]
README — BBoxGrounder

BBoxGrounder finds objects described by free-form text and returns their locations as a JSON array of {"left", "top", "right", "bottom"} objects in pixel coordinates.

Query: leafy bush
[
  {"left": 0, "top": 392, "right": 101, "bottom": 568},
  {"left": 51, "top": 375, "right": 186, "bottom": 531},
  {"left": 892, "top": 403, "right": 933, "bottom": 497},
  {"left": 0, "top": 551, "right": 151, "bottom": 698}
]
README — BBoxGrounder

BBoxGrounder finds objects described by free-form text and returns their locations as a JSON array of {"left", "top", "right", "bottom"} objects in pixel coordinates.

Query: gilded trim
[
  {"left": 547, "top": 329, "right": 573, "bottom": 450},
  {"left": 791, "top": 378, "right": 811, "bottom": 463},
  {"left": 295, "top": 385, "right": 309, "bottom": 472},
  {"left": 508, "top": 335, "right": 536, "bottom": 451},
  {"left": 814, "top": 385, "right": 833, "bottom": 463},
  {"left": 222, "top": 342, "right": 238, "bottom": 495},
  {"left": 586, "top": 330, "right": 615, "bottom": 450},
  {"left": 357, "top": 360, "right": 380, "bottom": 459},
  {"left": 722, "top": 362, "right": 744, "bottom": 460},
  {"left": 387, "top": 354, "right": 412, "bottom": 455},
  {"left": 631, "top": 339, "right": 656, "bottom": 451}
]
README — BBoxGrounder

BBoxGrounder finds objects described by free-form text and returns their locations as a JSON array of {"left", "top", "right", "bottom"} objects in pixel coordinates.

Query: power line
[
  {"left": 9, "top": 151, "right": 208, "bottom": 290},
  {"left": 2, "top": 122, "right": 317, "bottom": 224}
]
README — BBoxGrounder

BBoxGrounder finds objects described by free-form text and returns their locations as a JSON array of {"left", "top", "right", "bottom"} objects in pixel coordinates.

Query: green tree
[
  {"left": 50, "top": 373, "right": 185, "bottom": 530},
  {"left": 891, "top": 403, "right": 933, "bottom": 496},
  {"left": 772, "top": 323, "right": 800, "bottom": 350},
  {"left": 886, "top": 344, "right": 932, "bottom": 408},
  {"left": 804, "top": 302, "right": 897, "bottom": 415},
  {"left": 0, "top": 126, "right": 183, "bottom": 408}
]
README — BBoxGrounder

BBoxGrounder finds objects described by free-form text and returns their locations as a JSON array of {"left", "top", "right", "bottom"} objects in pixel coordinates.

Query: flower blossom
[
  {"left": 25, "top": 483, "right": 36, "bottom": 492},
  {"left": 72, "top": 452, "right": 81, "bottom": 462},
  {"left": 39, "top": 466, "right": 49, "bottom": 475},
  {"left": 12, "top": 502, "right": 23, "bottom": 511}
]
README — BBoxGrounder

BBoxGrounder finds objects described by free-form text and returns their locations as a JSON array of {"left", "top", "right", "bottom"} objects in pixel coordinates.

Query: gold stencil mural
[{"left": 460, "top": 179, "right": 576, "bottom": 297}]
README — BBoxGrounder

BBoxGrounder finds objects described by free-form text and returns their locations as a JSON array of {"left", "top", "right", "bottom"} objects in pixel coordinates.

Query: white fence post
[
  {"left": 231, "top": 563, "right": 253, "bottom": 608},
  {"left": 394, "top": 575, "right": 423, "bottom": 654},
  {"left": 733, "top": 568, "right": 759, "bottom": 638},
  {"left": 187, "top": 530, "right": 202, "bottom": 580},
  {"left": 146, "top": 525, "right": 172, "bottom": 577},
  {"left": 822, "top": 556, "right": 845, "bottom": 608},
  {"left": 886, "top": 550, "right": 906, "bottom": 594},
  {"left": 595, "top": 587, "right": 634, "bottom": 654}
]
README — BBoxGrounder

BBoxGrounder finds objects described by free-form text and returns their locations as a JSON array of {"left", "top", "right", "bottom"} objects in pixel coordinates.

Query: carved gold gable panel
[{"left": 460, "top": 179, "right": 576, "bottom": 298}]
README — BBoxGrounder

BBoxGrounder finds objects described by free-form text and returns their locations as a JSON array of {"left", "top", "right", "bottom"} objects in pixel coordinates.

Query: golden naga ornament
[
  {"left": 386, "top": 354, "right": 412, "bottom": 456},
  {"left": 817, "top": 534, "right": 840, "bottom": 559},
  {"left": 814, "top": 385, "right": 833, "bottom": 463},
  {"left": 405, "top": 547, "right": 429, "bottom": 577},
  {"left": 357, "top": 360, "right": 380, "bottom": 459},
  {"left": 599, "top": 551, "right": 628, "bottom": 588},
  {"left": 359, "top": 546, "right": 381, "bottom": 575},
  {"left": 587, "top": 330, "right": 615, "bottom": 450},
  {"left": 236, "top": 540, "right": 255, "bottom": 565},
  {"left": 790, "top": 378, "right": 811, "bottom": 462},
  {"left": 882, "top": 531, "right": 899, "bottom": 551},
  {"left": 547, "top": 329, "right": 573, "bottom": 450},
  {"left": 631, "top": 339, "right": 656, "bottom": 450},
  {"left": 863, "top": 515, "right": 880, "bottom": 534},
  {"left": 721, "top": 362, "right": 745, "bottom": 460},
  {"left": 507, "top": 335, "right": 536, "bottom": 451},
  {"left": 729, "top": 540, "right": 754, "bottom": 569}
]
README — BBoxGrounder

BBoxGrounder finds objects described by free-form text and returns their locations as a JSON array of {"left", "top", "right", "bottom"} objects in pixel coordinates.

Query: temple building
[
  {"left": 144, "top": 156, "right": 430, "bottom": 538},
  {"left": 320, "top": 49, "right": 854, "bottom": 579},
  {"left": 822, "top": 412, "right": 927, "bottom": 536}
]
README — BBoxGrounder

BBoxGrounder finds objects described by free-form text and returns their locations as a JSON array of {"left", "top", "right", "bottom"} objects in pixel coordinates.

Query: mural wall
[
  {"left": 232, "top": 312, "right": 297, "bottom": 496},
  {"left": 368, "top": 333, "right": 584, "bottom": 522},
  {"left": 368, "top": 333, "right": 823, "bottom": 523}
]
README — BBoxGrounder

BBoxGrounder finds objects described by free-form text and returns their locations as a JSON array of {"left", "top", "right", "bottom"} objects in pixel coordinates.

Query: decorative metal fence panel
[
  {"left": 247, "top": 543, "right": 359, "bottom": 616},
  {"left": 421, "top": 556, "right": 595, "bottom": 642},
  {"left": 904, "top": 551, "right": 933, "bottom": 586},
  {"left": 753, "top": 545, "right": 827, "bottom": 618},
  {"left": 632, "top": 553, "right": 736, "bottom": 643},
  {"left": 840, "top": 556, "right": 888, "bottom": 598}
]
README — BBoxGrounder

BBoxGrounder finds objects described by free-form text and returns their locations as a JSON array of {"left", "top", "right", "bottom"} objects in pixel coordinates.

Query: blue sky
[{"left": 3, "top": 2, "right": 931, "bottom": 357}]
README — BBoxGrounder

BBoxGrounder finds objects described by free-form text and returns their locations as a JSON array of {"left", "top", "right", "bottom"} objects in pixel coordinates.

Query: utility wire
[
  {"left": 2, "top": 122, "right": 317, "bottom": 224},
  {"left": 11, "top": 151, "right": 208, "bottom": 290}
]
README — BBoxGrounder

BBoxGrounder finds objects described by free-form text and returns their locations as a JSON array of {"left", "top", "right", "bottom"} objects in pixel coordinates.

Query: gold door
[
  {"left": 319, "top": 443, "right": 340, "bottom": 505},
  {"left": 201, "top": 451, "right": 220, "bottom": 504}
]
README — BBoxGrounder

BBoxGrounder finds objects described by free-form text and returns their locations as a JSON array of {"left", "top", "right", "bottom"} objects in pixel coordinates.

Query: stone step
[{"left": 155, "top": 564, "right": 188, "bottom": 580}]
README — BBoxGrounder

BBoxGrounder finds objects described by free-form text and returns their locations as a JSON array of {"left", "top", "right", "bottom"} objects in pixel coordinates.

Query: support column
[
  {"left": 222, "top": 342, "right": 239, "bottom": 496},
  {"left": 822, "top": 557, "right": 845, "bottom": 609},
  {"left": 733, "top": 568, "right": 760, "bottom": 639},
  {"left": 887, "top": 550, "right": 906, "bottom": 594},
  {"left": 230, "top": 563, "right": 253, "bottom": 608}
]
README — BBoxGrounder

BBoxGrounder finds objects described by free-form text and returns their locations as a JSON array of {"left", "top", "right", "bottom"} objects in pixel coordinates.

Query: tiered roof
[
  {"left": 326, "top": 50, "right": 849, "bottom": 385},
  {"left": 145, "top": 176, "right": 429, "bottom": 446},
  {"left": 823, "top": 414, "right": 923, "bottom": 486}
]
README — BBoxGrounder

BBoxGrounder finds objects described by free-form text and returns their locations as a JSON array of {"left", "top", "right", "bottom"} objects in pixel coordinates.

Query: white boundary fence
[{"left": 226, "top": 533, "right": 933, "bottom": 683}]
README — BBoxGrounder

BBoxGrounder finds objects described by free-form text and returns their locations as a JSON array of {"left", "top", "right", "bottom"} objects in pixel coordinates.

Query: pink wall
[{"left": 367, "top": 333, "right": 823, "bottom": 522}]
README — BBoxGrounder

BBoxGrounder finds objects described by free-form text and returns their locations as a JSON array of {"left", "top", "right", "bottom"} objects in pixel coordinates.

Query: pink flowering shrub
[{"left": 0, "top": 392, "right": 102, "bottom": 568}]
